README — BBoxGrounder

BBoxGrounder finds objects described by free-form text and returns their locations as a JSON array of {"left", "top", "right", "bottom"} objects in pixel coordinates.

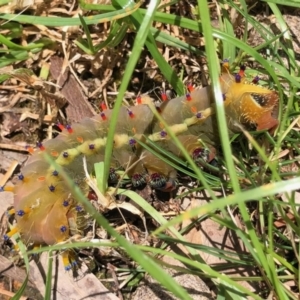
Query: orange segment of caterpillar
[{"left": 1, "top": 61, "right": 279, "bottom": 270}]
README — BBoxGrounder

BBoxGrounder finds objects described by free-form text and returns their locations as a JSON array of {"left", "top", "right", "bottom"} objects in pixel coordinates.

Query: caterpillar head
[{"left": 220, "top": 64, "right": 279, "bottom": 132}]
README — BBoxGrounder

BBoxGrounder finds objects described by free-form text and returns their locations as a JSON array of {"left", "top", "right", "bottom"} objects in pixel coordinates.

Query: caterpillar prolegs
[{"left": 2, "top": 62, "right": 279, "bottom": 270}]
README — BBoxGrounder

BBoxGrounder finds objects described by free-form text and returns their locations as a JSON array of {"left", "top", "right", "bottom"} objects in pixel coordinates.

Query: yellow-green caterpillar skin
[{"left": 5, "top": 63, "right": 279, "bottom": 269}]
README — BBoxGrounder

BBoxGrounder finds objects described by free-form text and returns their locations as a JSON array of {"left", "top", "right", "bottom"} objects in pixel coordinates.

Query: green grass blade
[
  {"left": 44, "top": 251, "right": 53, "bottom": 300},
  {"left": 78, "top": 14, "right": 96, "bottom": 54},
  {"left": 261, "top": 0, "right": 300, "bottom": 7},
  {"left": 0, "top": 2, "right": 142, "bottom": 26}
]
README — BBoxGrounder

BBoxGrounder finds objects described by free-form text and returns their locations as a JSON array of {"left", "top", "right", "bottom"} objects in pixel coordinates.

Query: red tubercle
[
  {"left": 100, "top": 112, "right": 107, "bottom": 121},
  {"left": 127, "top": 109, "right": 134, "bottom": 118},
  {"left": 238, "top": 65, "right": 246, "bottom": 78},
  {"left": 185, "top": 93, "right": 192, "bottom": 101},
  {"left": 77, "top": 136, "right": 84, "bottom": 143},
  {"left": 57, "top": 123, "right": 65, "bottom": 131},
  {"left": 36, "top": 142, "right": 45, "bottom": 151},
  {"left": 25, "top": 145, "right": 35, "bottom": 154},
  {"left": 190, "top": 106, "right": 197, "bottom": 113},
  {"left": 37, "top": 176, "right": 46, "bottom": 182},
  {"left": 51, "top": 151, "right": 59, "bottom": 157},
  {"left": 101, "top": 102, "right": 107, "bottom": 111},
  {"left": 100, "top": 102, "right": 108, "bottom": 120},
  {"left": 65, "top": 125, "right": 73, "bottom": 134},
  {"left": 136, "top": 95, "right": 142, "bottom": 104},
  {"left": 187, "top": 83, "right": 194, "bottom": 92},
  {"left": 161, "top": 92, "right": 167, "bottom": 101}
]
